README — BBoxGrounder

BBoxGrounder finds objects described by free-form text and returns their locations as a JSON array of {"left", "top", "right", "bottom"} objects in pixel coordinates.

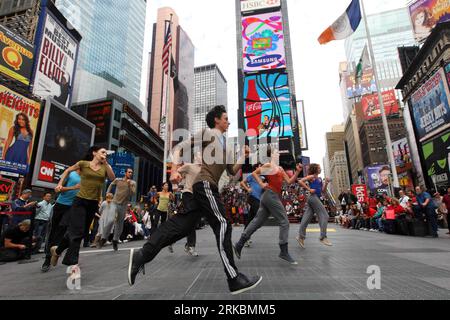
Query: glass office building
[
  {"left": 55, "top": 0, "right": 146, "bottom": 108},
  {"left": 192, "top": 64, "right": 228, "bottom": 134},
  {"left": 344, "top": 8, "right": 415, "bottom": 89},
  {"left": 341, "top": 7, "right": 416, "bottom": 119}
]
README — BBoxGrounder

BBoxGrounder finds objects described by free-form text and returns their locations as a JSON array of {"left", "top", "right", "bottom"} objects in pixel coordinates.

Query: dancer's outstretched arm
[{"left": 282, "top": 164, "right": 303, "bottom": 185}]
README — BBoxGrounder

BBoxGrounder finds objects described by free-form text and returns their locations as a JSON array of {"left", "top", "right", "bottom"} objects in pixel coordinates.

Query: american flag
[{"left": 162, "top": 22, "right": 172, "bottom": 75}]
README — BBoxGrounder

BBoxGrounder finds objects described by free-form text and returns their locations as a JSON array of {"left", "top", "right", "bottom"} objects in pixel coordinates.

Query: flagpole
[
  {"left": 162, "top": 14, "right": 173, "bottom": 184},
  {"left": 360, "top": 0, "right": 399, "bottom": 191}
]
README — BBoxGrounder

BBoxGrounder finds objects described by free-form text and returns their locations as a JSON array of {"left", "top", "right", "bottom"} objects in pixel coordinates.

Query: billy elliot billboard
[
  {"left": 410, "top": 68, "right": 450, "bottom": 142},
  {"left": 358, "top": 90, "right": 399, "bottom": 120},
  {"left": 242, "top": 11, "right": 286, "bottom": 72},
  {"left": 243, "top": 72, "right": 293, "bottom": 140},
  {"left": 0, "top": 85, "right": 41, "bottom": 176},
  {"left": 32, "top": 2, "right": 81, "bottom": 108},
  {"left": 32, "top": 98, "right": 95, "bottom": 189},
  {"left": 0, "top": 24, "right": 34, "bottom": 85}
]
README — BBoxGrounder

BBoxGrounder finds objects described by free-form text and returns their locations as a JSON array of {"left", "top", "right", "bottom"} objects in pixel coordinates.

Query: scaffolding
[{"left": 0, "top": 0, "right": 42, "bottom": 44}]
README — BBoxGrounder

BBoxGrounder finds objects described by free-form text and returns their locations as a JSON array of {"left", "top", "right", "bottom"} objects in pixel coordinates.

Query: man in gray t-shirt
[{"left": 101, "top": 168, "right": 136, "bottom": 251}]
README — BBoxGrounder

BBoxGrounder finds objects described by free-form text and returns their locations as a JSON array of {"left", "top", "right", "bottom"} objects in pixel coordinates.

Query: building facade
[
  {"left": 0, "top": 0, "right": 40, "bottom": 43},
  {"left": 54, "top": 0, "right": 146, "bottom": 109},
  {"left": 71, "top": 96, "right": 164, "bottom": 198},
  {"left": 341, "top": 7, "right": 416, "bottom": 120},
  {"left": 147, "top": 8, "right": 195, "bottom": 138},
  {"left": 192, "top": 64, "right": 228, "bottom": 134},
  {"left": 396, "top": 22, "right": 450, "bottom": 190},
  {"left": 330, "top": 151, "right": 350, "bottom": 197}
]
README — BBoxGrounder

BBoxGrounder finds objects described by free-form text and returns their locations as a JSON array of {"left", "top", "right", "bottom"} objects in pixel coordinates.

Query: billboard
[
  {"left": 296, "top": 100, "right": 308, "bottom": 150},
  {"left": 243, "top": 72, "right": 292, "bottom": 139},
  {"left": 421, "top": 130, "right": 450, "bottom": 188},
  {"left": 242, "top": 11, "right": 286, "bottom": 72},
  {"left": 410, "top": 68, "right": 450, "bottom": 142},
  {"left": 241, "top": 0, "right": 281, "bottom": 13},
  {"left": 408, "top": 0, "right": 450, "bottom": 43},
  {"left": 0, "top": 177, "right": 15, "bottom": 202},
  {"left": 392, "top": 137, "right": 413, "bottom": 173},
  {"left": 0, "top": 85, "right": 41, "bottom": 175},
  {"left": 365, "top": 165, "right": 391, "bottom": 194},
  {"left": 345, "top": 68, "right": 377, "bottom": 98},
  {"left": 0, "top": 24, "right": 34, "bottom": 85},
  {"left": 352, "top": 184, "right": 368, "bottom": 203},
  {"left": 32, "top": 8, "right": 80, "bottom": 108},
  {"left": 85, "top": 100, "right": 112, "bottom": 146},
  {"left": 32, "top": 99, "right": 95, "bottom": 189},
  {"left": 108, "top": 152, "right": 135, "bottom": 178},
  {"left": 359, "top": 90, "right": 399, "bottom": 120}
]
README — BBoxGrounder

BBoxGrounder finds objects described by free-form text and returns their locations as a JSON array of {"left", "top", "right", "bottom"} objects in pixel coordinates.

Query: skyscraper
[
  {"left": 146, "top": 7, "right": 195, "bottom": 137},
  {"left": 192, "top": 64, "right": 228, "bottom": 134},
  {"left": 341, "top": 7, "right": 416, "bottom": 119},
  {"left": 54, "top": 0, "right": 146, "bottom": 109}
]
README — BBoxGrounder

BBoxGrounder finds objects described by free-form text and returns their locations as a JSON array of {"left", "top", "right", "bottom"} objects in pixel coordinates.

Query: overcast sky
[{"left": 140, "top": 0, "right": 409, "bottom": 167}]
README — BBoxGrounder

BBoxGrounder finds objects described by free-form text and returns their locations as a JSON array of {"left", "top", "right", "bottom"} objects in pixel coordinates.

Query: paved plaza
[{"left": 1, "top": 224, "right": 450, "bottom": 300}]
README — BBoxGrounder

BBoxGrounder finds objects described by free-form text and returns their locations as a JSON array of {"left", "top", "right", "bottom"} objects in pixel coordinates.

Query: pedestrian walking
[
  {"left": 33, "top": 193, "right": 53, "bottom": 251},
  {"left": 296, "top": 163, "right": 333, "bottom": 248},
  {"left": 234, "top": 149, "right": 303, "bottom": 265},
  {"left": 93, "top": 193, "right": 116, "bottom": 248},
  {"left": 98, "top": 168, "right": 136, "bottom": 251}
]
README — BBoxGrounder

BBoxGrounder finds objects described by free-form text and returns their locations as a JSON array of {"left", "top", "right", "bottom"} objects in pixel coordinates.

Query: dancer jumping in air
[
  {"left": 127, "top": 105, "right": 262, "bottom": 295},
  {"left": 50, "top": 146, "right": 115, "bottom": 269},
  {"left": 296, "top": 163, "right": 333, "bottom": 248},
  {"left": 234, "top": 148, "right": 303, "bottom": 265}
]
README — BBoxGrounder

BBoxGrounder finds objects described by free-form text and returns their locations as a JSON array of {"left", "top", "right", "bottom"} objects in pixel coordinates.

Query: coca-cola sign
[{"left": 352, "top": 184, "right": 368, "bottom": 203}]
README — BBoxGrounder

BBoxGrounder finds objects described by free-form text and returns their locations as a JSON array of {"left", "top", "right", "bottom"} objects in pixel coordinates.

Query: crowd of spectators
[{"left": 335, "top": 186, "right": 450, "bottom": 237}]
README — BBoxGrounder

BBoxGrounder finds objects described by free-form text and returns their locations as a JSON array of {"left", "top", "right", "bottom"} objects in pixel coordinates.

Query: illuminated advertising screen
[
  {"left": 392, "top": 137, "right": 413, "bottom": 174},
  {"left": 32, "top": 99, "right": 95, "bottom": 189},
  {"left": 85, "top": 100, "right": 112, "bottom": 145},
  {"left": 410, "top": 68, "right": 450, "bottom": 142},
  {"left": 0, "top": 24, "right": 34, "bottom": 85},
  {"left": 409, "top": 0, "right": 450, "bottom": 43},
  {"left": 358, "top": 90, "right": 399, "bottom": 120},
  {"left": 243, "top": 72, "right": 292, "bottom": 139},
  {"left": 421, "top": 130, "right": 450, "bottom": 188},
  {"left": 365, "top": 165, "right": 391, "bottom": 194},
  {"left": 242, "top": 11, "right": 286, "bottom": 72},
  {"left": 345, "top": 68, "right": 377, "bottom": 98},
  {"left": 0, "top": 85, "right": 41, "bottom": 175},
  {"left": 32, "top": 7, "right": 80, "bottom": 108}
]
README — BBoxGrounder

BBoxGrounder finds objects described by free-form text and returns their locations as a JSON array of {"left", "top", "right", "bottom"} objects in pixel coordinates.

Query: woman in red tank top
[{"left": 234, "top": 149, "right": 303, "bottom": 265}]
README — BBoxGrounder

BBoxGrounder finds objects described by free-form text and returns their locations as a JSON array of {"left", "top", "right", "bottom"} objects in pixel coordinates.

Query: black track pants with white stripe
[{"left": 193, "top": 181, "right": 238, "bottom": 279}]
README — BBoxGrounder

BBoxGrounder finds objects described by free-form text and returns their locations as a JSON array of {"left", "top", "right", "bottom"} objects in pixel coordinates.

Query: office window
[{"left": 112, "top": 127, "right": 120, "bottom": 140}]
